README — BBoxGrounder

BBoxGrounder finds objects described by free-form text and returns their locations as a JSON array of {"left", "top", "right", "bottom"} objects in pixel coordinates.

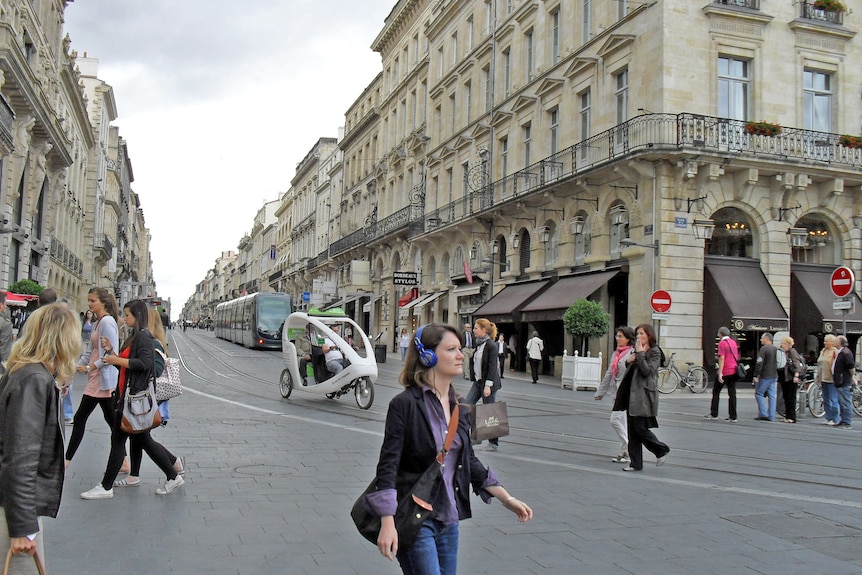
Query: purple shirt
[{"left": 366, "top": 385, "right": 500, "bottom": 524}]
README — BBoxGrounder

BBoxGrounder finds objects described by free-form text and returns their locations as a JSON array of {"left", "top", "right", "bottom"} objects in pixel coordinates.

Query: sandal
[{"left": 114, "top": 478, "right": 141, "bottom": 487}]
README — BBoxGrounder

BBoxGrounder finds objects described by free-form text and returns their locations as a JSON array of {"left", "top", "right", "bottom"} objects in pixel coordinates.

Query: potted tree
[{"left": 562, "top": 299, "right": 610, "bottom": 390}]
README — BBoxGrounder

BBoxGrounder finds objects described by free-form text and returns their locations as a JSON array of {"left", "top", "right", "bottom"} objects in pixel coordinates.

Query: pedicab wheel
[
  {"left": 279, "top": 369, "right": 293, "bottom": 399},
  {"left": 355, "top": 377, "right": 374, "bottom": 410}
]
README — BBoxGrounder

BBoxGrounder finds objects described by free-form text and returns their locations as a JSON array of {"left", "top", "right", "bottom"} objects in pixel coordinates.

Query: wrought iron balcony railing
[
  {"left": 713, "top": 0, "right": 760, "bottom": 9},
  {"left": 800, "top": 1, "right": 844, "bottom": 25},
  {"left": 311, "top": 113, "right": 861, "bottom": 266},
  {"left": 0, "top": 95, "right": 14, "bottom": 151}
]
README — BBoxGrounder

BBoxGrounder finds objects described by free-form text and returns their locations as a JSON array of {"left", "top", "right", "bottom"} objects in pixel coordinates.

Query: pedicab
[{"left": 279, "top": 307, "right": 377, "bottom": 409}]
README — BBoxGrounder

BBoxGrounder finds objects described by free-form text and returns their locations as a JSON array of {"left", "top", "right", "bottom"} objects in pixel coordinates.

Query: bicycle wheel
[
  {"left": 658, "top": 368, "right": 679, "bottom": 394},
  {"left": 686, "top": 367, "right": 708, "bottom": 394},
  {"left": 852, "top": 383, "right": 862, "bottom": 417},
  {"left": 807, "top": 383, "right": 824, "bottom": 418}
]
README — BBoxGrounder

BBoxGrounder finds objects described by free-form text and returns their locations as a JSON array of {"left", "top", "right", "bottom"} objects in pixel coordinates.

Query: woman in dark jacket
[
  {"left": 0, "top": 304, "right": 81, "bottom": 569},
  {"left": 617, "top": 323, "right": 669, "bottom": 471},
  {"left": 465, "top": 318, "right": 503, "bottom": 450},
  {"left": 366, "top": 323, "right": 531, "bottom": 574},
  {"left": 80, "top": 300, "right": 184, "bottom": 500}
]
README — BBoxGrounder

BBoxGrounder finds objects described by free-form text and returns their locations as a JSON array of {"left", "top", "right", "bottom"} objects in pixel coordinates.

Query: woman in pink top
[{"left": 706, "top": 326, "right": 740, "bottom": 422}]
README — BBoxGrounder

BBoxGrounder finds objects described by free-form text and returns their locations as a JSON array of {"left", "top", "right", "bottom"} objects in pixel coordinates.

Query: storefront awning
[
  {"left": 398, "top": 288, "right": 419, "bottom": 308},
  {"left": 413, "top": 291, "right": 447, "bottom": 312},
  {"left": 520, "top": 270, "right": 620, "bottom": 323},
  {"left": 362, "top": 294, "right": 383, "bottom": 313},
  {"left": 3, "top": 293, "right": 38, "bottom": 307},
  {"left": 401, "top": 291, "right": 435, "bottom": 312},
  {"left": 452, "top": 283, "right": 484, "bottom": 297},
  {"left": 471, "top": 280, "right": 551, "bottom": 324},
  {"left": 705, "top": 260, "right": 789, "bottom": 332},
  {"left": 792, "top": 269, "right": 862, "bottom": 333}
]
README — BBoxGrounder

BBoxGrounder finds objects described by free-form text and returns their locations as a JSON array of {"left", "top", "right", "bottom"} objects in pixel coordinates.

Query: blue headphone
[{"left": 414, "top": 325, "right": 437, "bottom": 367}]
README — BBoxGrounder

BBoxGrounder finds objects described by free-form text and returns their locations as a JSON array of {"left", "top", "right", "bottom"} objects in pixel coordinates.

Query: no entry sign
[
  {"left": 650, "top": 290, "right": 672, "bottom": 313},
  {"left": 830, "top": 266, "right": 855, "bottom": 298}
]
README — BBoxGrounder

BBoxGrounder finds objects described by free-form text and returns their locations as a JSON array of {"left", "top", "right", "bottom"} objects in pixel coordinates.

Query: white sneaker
[
  {"left": 156, "top": 475, "right": 185, "bottom": 495},
  {"left": 81, "top": 484, "right": 114, "bottom": 499}
]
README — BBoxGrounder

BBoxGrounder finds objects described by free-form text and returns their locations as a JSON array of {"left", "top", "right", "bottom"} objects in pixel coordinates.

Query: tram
[{"left": 214, "top": 292, "right": 292, "bottom": 349}]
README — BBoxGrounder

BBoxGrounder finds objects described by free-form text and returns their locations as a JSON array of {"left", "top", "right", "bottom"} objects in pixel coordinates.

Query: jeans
[
  {"left": 62, "top": 382, "right": 74, "bottom": 420},
  {"left": 822, "top": 383, "right": 839, "bottom": 423},
  {"left": 465, "top": 382, "right": 498, "bottom": 446},
  {"left": 397, "top": 519, "right": 459, "bottom": 575},
  {"left": 326, "top": 359, "right": 344, "bottom": 375},
  {"left": 836, "top": 385, "right": 853, "bottom": 426},
  {"left": 755, "top": 377, "right": 777, "bottom": 420}
]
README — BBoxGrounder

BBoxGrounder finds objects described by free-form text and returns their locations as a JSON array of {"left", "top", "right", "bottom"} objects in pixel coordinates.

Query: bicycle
[
  {"left": 777, "top": 367, "right": 822, "bottom": 418},
  {"left": 657, "top": 353, "right": 708, "bottom": 394}
]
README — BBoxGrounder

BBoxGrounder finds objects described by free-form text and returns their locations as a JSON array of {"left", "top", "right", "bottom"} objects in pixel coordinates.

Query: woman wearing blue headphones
[{"left": 366, "top": 323, "right": 532, "bottom": 574}]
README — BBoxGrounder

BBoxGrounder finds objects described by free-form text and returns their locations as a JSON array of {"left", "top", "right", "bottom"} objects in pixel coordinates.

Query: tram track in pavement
[{"left": 166, "top": 330, "right": 862, "bottom": 498}]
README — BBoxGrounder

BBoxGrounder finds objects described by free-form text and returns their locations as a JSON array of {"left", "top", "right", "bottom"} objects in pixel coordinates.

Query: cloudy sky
[{"left": 64, "top": 0, "right": 396, "bottom": 317}]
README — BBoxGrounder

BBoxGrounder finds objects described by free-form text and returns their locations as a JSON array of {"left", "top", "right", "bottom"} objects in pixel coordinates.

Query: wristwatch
[{"left": 85, "top": 364, "right": 92, "bottom": 373}]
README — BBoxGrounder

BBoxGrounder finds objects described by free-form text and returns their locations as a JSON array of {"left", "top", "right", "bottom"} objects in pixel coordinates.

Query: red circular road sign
[
  {"left": 650, "top": 290, "right": 672, "bottom": 313},
  {"left": 830, "top": 266, "right": 855, "bottom": 298}
]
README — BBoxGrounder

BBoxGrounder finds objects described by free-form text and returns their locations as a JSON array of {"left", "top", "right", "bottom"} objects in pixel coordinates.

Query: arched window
[
  {"left": 442, "top": 252, "right": 451, "bottom": 282},
  {"left": 428, "top": 256, "right": 437, "bottom": 284},
  {"left": 791, "top": 215, "right": 839, "bottom": 265},
  {"left": 518, "top": 230, "right": 531, "bottom": 273},
  {"left": 706, "top": 207, "right": 755, "bottom": 258},
  {"left": 543, "top": 221, "right": 558, "bottom": 266}
]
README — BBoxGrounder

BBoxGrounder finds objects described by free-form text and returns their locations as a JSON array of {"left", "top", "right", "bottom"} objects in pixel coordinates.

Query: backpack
[
  {"left": 658, "top": 346, "right": 667, "bottom": 368},
  {"left": 775, "top": 347, "right": 786, "bottom": 370}
]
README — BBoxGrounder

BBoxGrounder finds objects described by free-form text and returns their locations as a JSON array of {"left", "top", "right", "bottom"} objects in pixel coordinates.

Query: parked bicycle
[{"left": 657, "top": 353, "right": 708, "bottom": 394}]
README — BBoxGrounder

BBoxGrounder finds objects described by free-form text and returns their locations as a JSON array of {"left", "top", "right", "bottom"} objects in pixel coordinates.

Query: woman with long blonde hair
[{"left": 0, "top": 304, "right": 81, "bottom": 568}]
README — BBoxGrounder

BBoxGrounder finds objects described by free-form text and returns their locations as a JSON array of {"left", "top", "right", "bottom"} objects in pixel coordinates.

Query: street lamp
[
  {"left": 692, "top": 219, "right": 715, "bottom": 240},
  {"left": 786, "top": 227, "right": 809, "bottom": 248}
]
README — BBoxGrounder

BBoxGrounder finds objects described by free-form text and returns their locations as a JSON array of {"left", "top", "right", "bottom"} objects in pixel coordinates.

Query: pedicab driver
[{"left": 322, "top": 324, "right": 345, "bottom": 375}]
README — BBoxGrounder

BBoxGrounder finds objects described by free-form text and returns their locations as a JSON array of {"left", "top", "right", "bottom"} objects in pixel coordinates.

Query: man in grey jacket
[{"left": 752, "top": 332, "right": 778, "bottom": 421}]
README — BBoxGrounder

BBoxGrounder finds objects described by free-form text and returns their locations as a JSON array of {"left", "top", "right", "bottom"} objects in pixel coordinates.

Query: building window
[
  {"left": 450, "top": 92, "right": 456, "bottom": 133},
  {"left": 465, "top": 81, "right": 472, "bottom": 123},
  {"left": 544, "top": 222, "right": 558, "bottom": 266},
  {"left": 467, "top": 16, "right": 474, "bottom": 51},
  {"left": 580, "top": 90, "right": 591, "bottom": 160},
  {"left": 462, "top": 161, "right": 470, "bottom": 196},
  {"left": 549, "top": 108, "right": 559, "bottom": 156},
  {"left": 438, "top": 46, "right": 444, "bottom": 79},
  {"left": 523, "top": 123, "right": 532, "bottom": 167},
  {"left": 413, "top": 34, "right": 419, "bottom": 64},
  {"left": 525, "top": 30, "right": 534, "bottom": 82},
  {"left": 791, "top": 215, "right": 838, "bottom": 265},
  {"left": 485, "top": 0, "right": 492, "bottom": 35},
  {"left": 451, "top": 32, "right": 458, "bottom": 67},
  {"left": 551, "top": 9, "right": 560, "bottom": 65},
  {"left": 706, "top": 207, "right": 755, "bottom": 259},
  {"left": 718, "top": 56, "right": 749, "bottom": 121},
  {"left": 582, "top": 0, "right": 591, "bottom": 42},
  {"left": 500, "top": 136, "right": 509, "bottom": 179},
  {"left": 615, "top": 69, "right": 628, "bottom": 124},
  {"left": 618, "top": 0, "right": 630, "bottom": 19},
  {"left": 803, "top": 70, "right": 831, "bottom": 133},
  {"left": 506, "top": 0, "right": 514, "bottom": 15},
  {"left": 503, "top": 48, "right": 511, "bottom": 97},
  {"left": 483, "top": 66, "right": 492, "bottom": 112}
]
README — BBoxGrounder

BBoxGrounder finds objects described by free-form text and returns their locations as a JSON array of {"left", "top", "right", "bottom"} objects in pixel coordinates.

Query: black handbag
[{"left": 351, "top": 404, "right": 460, "bottom": 548}]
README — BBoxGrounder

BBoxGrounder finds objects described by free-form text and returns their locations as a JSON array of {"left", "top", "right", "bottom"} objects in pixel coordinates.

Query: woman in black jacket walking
[
  {"left": 80, "top": 300, "right": 184, "bottom": 499},
  {"left": 0, "top": 304, "right": 81, "bottom": 569}
]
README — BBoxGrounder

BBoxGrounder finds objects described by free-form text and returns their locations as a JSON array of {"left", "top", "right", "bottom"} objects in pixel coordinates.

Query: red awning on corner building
[
  {"left": 3, "top": 292, "right": 39, "bottom": 307},
  {"left": 398, "top": 288, "right": 419, "bottom": 307}
]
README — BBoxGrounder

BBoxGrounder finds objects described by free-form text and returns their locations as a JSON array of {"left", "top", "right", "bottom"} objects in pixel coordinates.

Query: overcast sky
[{"left": 64, "top": 0, "right": 395, "bottom": 317}]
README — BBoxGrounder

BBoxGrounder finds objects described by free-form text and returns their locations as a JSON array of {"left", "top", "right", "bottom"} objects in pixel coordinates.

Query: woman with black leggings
[{"left": 65, "top": 287, "right": 122, "bottom": 470}]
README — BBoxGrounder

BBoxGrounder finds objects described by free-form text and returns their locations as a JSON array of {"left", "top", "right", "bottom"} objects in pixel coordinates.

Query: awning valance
[
  {"left": 520, "top": 270, "right": 620, "bottom": 323},
  {"left": 452, "top": 283, "right": 483, "bottom": 297},
  {"left": 413, "top": 291, "right": 447, "bottom": 312}
]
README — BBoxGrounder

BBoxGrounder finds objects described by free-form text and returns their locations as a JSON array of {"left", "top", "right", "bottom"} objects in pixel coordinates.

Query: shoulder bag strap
[{"left": 436, "top": 404, "right": 460, "bottom": 464}]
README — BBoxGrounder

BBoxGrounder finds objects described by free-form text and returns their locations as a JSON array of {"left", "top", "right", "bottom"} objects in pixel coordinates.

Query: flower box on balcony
[
  {"left": 813, "top": 0, "right": 846, "bottom": 12},
  {"left": 745, "top": 121, "right": 782, "bottom": 137},
  {"left": 838, "top": 135, "right": 862, "bottom": 149}
]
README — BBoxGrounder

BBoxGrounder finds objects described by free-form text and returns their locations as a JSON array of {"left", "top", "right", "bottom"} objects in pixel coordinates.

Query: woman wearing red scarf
[{"left": 595, "top": 326, "right": 635, "bottom": 463}]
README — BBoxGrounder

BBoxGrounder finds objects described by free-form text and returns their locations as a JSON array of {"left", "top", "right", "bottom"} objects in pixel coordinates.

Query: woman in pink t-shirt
[{"left": 706, "top": 326, "right": 740, "bottom": 422}]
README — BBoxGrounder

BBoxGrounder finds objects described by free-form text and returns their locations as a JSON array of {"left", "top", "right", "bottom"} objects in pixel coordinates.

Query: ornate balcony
[
  {"left": 712, "top": 0, "right": 759, "bottom": 9},
  {"left": 800, "top": 1, "right": 844, "bottom": 25}
]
